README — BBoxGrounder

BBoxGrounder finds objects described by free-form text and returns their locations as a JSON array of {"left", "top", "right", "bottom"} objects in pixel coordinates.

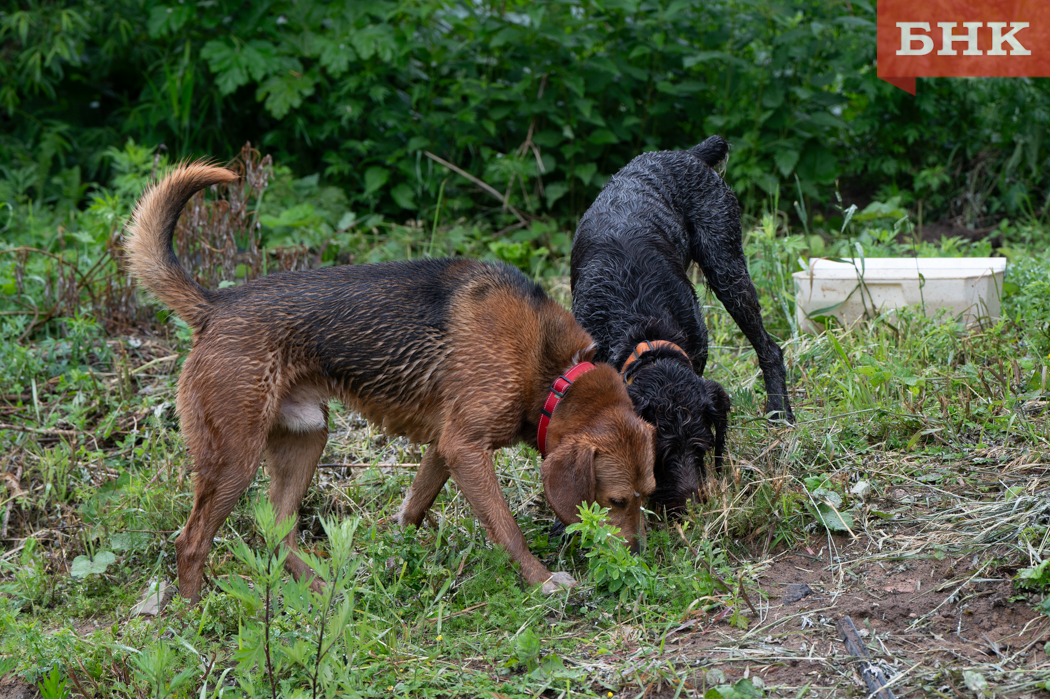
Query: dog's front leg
[
  {"left": 394, "top": 447, "right": 450, "bottom": 526},
  {"left": 697, "top": 256, "right": 794, "bottom": 422},
  {"left": 440, "top": 438, "right": 576, "bottom": 595}
]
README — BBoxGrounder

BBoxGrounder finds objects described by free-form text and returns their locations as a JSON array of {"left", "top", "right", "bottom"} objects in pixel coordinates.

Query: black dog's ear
[
  {"left": 623, "top": 368, "right": 664, "bottom": 418},
  {"left": 541, "top": 439, "right": 596, "bottom": 524},
  {"left": 704, "top": 381, "right": 732, "bottom": 470}
]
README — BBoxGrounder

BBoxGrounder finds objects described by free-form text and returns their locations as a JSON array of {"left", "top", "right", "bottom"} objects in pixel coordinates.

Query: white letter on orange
[
  {"left": 897, "top": 22, "right": 934, "bottom": 56},
  {"left": 937, "top": 22, "right": 983, "bottom": 56},
  {"left": 986, "top": 22, "right": 1031, "bottom": 56}
]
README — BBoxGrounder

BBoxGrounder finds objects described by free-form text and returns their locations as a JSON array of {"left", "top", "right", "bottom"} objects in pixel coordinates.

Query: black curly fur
[{"left": 570, "top": 135, "right": 793, "bottom": 513}]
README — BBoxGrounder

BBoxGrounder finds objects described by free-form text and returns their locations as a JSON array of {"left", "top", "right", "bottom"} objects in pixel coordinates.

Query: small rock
[
  {"left": 784, "top": 583, "right": 814, "bottom": 604},
  {"left": 850, "top": 480, "right": 871, "bottom": 501},
  {"left": 541, "top": 571, "right": 577, "bottom": 595},
  {"left": 705, "top": 668, "right": 726, "bottom": 685},
  {"left": 132, "top": 580, "right": 174, "bottom": 617}
]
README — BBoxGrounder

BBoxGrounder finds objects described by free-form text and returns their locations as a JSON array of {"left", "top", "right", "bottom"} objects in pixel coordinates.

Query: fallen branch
[
  {"left": 836, "top": 616, "right": 896, "bottom": 699},
  {"left": 423, "top": 151, "right": 528, "bottom": 224},
  {"left": 316, "top": 462, "right": 419, "bottom": 469},
  {"left": 0, "top": 423, "right": 81, "bottom": 437},
  {"left": 130, "top": 354, "right": 180, "bottom": 375}
]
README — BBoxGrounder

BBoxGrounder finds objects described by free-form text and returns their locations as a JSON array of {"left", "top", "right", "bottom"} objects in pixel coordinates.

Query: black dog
[{"left": 570, "top": 135, "right": 793, "bottom": 513}]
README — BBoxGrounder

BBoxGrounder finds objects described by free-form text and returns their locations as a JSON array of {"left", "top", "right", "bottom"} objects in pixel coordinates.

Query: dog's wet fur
[
  {"left": 124, "top": 163, "right": 655, "bottom": 602},
  {"left": 571, "top": 135, "right": 792, "bottom": 513}
]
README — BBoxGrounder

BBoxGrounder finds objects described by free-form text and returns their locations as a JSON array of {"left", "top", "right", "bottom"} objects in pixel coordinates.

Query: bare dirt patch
[
  {"left": 584, "top": 445, "right": 1050, "bottom": 698},
  {"left": 647, "top": 530, "right": 1050, "bottom": 697},
  {"left": 615, "top": 535, "right": 1048, "bottom": 697},
  {"left": 0, "top": 675, "right": 36, "bottom": 699}
]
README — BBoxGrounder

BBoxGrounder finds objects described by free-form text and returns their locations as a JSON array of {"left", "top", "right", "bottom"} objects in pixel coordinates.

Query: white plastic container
[{"left": 792, "top": 257, "right": 1007, "bottom": 334}]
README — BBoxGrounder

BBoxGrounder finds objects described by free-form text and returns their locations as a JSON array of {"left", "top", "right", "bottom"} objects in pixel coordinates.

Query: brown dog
[{"left": 124, "top": 163, "right": 655, "bottom": 602}]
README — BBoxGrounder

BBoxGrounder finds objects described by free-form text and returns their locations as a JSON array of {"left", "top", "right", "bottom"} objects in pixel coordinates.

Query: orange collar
[{"left": 620, "top": 340, "right": 692, "bottom": 383}]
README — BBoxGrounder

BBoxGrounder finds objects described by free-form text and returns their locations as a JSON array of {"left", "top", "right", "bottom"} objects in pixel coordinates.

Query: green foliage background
[{"left": 3, "top": 0, "right": 1049, "bottom": 232}]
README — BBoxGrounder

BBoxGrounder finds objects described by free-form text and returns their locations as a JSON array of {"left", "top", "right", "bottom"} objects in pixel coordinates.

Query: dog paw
[
  {"left": 764, "top": 402, "right": 795, "bottom": 425},
  {"left": 541, "top": 572, "right": 577, "bottom": 595}
]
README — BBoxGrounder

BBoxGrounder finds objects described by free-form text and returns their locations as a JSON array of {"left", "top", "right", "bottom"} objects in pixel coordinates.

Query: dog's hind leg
[
  {"left": 175, "top": 421, "right": 268, "bottom": 603},
  {"left": 264, "top": 421, "right": 328, "bottom": 588},
  {"left": 394, "top": 447, "right": 449, "bottom": 527},
  {"left": 693, "top": 233, "right": 794, "bottom": 422},
  {"left": 174, "top": 349, "right": 277, "bottom": 603}
]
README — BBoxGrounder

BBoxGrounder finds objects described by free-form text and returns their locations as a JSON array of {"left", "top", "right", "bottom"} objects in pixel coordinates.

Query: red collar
[{"left": 536, "top": 362, "right": 595, "bottom": 457}]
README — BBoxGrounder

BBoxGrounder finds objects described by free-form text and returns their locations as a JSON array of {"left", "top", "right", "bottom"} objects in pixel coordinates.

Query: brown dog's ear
[
  {"left": 571, "top": 342, "right": 597, "bottom": 365},
  {"left": 541, "top": 440, "right": 596, "bottom": 524}
]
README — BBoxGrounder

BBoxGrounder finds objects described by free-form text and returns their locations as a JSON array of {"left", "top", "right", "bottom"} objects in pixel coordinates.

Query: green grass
[{"left": 3, "top": 152, "right": 1050, "bottom": 697}]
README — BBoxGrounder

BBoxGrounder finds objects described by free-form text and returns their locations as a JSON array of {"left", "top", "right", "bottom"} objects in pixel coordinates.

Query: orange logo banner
[{"left": 877, "top": 0, "right": 1050, "bottom": 94}]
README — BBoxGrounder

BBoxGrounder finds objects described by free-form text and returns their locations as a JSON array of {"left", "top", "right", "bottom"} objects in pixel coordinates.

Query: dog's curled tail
[
  {"left": 690, "top": 135, "right": 729, "bottom": 169},
  {"left": 124, "top": 162, "right": 239, "bottom": 329}
]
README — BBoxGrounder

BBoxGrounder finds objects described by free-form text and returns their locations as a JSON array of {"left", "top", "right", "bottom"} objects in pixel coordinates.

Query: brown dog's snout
[{"left": 607, "top": 506, "right": 646, "bottom": 555}]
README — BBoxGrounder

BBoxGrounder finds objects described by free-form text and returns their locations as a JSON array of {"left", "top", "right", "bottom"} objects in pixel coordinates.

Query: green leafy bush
[
  {"left": 566, "top": 502, "right": 653, "bottom": 599},
  {"left": 7, "top": 0, "right": 1044, "bottom": 232},
  {"left": 803, "top": 475, "right": 853, "bottom": 534},
  {"left": 705, "top": 678, "right": 766, "bottom": 699},
  {"left": 1016, "top": 560, "right": 1050, "bottom": 592},
  {"left": 2, "top": 0, "right": 879, "bottom": 222}
]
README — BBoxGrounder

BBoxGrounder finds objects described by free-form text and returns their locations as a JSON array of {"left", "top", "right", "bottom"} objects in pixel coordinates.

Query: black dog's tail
[{"left": 690, "top": 135, "right": 729, "bottom": 169}]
